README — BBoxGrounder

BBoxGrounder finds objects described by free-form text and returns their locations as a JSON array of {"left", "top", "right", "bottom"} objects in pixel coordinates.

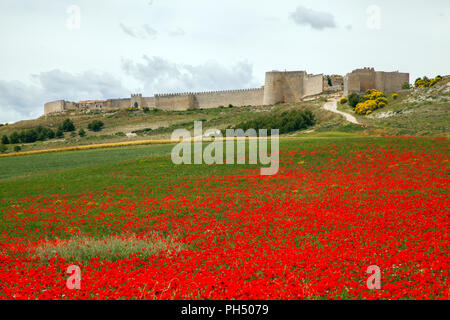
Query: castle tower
[
  {"left": 131, "top": 93, "right": 143, "bottom": 109},
  {"left": 263, "top": 72, "right": 286, "bottom": 105},
  {"left": 263, "top": 71, "right": 316, "bottom": 105}
]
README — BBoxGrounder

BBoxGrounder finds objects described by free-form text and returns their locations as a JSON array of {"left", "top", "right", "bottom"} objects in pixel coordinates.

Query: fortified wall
[
  {"left": 44, "top": 67, "right": 410, "bottom": 115},
  {"left": 344, "top": 68, "right": 410, "bottom": 95},
  {"left": 44, "top": 70, "right": 323, "bottom": 115}
]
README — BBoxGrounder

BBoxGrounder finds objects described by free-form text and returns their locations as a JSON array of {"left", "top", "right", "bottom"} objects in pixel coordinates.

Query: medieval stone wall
[
  {"left": 344, "top": 68, "right": 410, "bottom": 95},
  {"left": 43, "top": 67, "right": 409, "bottom": 115},
  {"left": 303, "top": 74, "right": 324, "bottom": 97},
  {"left": 375, "top": 72, "right": 409, "bottom": 92},
  {"left": 155, "top": 93, "right": 195, "bottom": 111},
  {"left": 195, "top": 88, "right": 264, "bottom": 109},
  {"left": 109, "top": 98, "right": 131, "bottom": 110},
  {"left": 44, "top": 100, "right": 65, "bottom": 115},
  {"left": 143, "top": 97, "right": 156, "bottom": 109}
]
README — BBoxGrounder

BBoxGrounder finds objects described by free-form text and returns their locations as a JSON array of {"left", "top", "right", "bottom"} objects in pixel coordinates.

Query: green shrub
[
  {"left": 348, "top": 93, "right": 361, "bottom": 108},
  {"left": 0, "top": 144, "right": 7, "bottom": 153},
  {"left": 78, "top": 128, "right": 86, "bottom": 137},
  {"left": 9, "top": 132, "right": 20, "bottom": 144},
  {"left": 56, "top": 128, "right": 64, "bottom": 138},
  {"left": 339, "top": 97, "right": 348, "bottom": 104},
  {"left": 14, "top": 145, "right": 22, "bottom": 152},
  {"left": 234, "top": 110, "right": 316, "bottom": 135},
  {"left": 1, "top": 135, "right": 9, "bottom": 145},
  {"left": 392, "top": 93, "right": 399, "bottom": 100},
  {"left": 401, "top": 82, "right": 411, "bottom": 90},
  {"left": 88, "top": 120, "right": 105, "bottom": 132},
  {"left": 61, "top": 119, "right": 75, "bottom": 132}
]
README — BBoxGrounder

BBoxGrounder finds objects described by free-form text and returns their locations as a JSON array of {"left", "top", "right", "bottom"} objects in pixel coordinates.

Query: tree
[
  {"left": 56, "top": 128, "right": 64, "bottom": 138},
  {"left": 401, "top": 82, "right": 411, "bottom": 90},
  {"left": 88, "top": 120, "right": 104, "bottom": 132},
  {"left": 10, "top": 132, "right": 20, "bottom": 144},
  {"left": 1, "top": 135, "right": 9, "bottom": 145},
  {"left": 79, "top": 128, "right": 86, "bottom": 137},
  {"left": 14, "top": 145, "right": 22, "bottom": 152},
  {"left": 61, "top": 119, "right": 76, "bottom": 132},
  {"left": 23, "top": 129, "right": 38, "bottom": 143},
  {"left": 47, "top": 129, "right": 55, "bottom": 139}
]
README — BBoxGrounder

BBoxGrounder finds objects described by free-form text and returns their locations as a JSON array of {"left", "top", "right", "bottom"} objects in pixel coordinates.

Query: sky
[{"left": 0, "top": 0, "right": 449, "bottom": 123}]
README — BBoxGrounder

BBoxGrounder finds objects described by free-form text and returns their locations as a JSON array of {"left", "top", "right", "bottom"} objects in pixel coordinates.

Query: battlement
[
  {"left": 155, "top": 92, "right": 195, "bottom": 97},
  {"left": 154, "top": 88, "right": 263, "bottom": 98},
  {"left": 194, "top": 88, "right": 263, "bottom": 95}
]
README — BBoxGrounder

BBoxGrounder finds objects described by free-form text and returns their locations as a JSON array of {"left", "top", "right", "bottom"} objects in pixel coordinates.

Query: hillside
[
  {"left": 337, "top": 78, "right": 450, "bottom": 137},
  {"left": 0, "top": 83, "right": 449, "bottom": 155}
]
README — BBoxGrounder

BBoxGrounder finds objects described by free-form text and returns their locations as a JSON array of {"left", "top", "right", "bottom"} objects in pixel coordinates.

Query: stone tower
[
  {"left": 263, "top": 71, "right": 323, "bottom": 105},
  {"left": 130, "top": 93, "right": 143, "bottom": 109}
]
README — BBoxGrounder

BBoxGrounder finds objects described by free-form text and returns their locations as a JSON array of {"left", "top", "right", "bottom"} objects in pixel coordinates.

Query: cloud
[
  {"left": 169, "top": 27, "right": 186, "bottom": 37},
  {"left": 122, "top": 56, "right": 259, "bottom": 94},
  {"left": 143, "top": 24, "right": 158, "bottom": 38},
  {"left": 290, "top": 6, "right": 336, "bottom": 30},
  {"left": 119, "top": 22, "right": 138, "bottom": 38},
  {"left": 0, "top": 70, "right": 129, "bottom": 123},
  {"left": 120, "top": 22, "right": 158, "bottom": 39}
]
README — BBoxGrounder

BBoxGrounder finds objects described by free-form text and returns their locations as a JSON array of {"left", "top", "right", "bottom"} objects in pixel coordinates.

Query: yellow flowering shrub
[
  {"left": 392, "top": 93, "right": 398, "bottom": 100},
  {"left": 339, "top": 97, "right": 348, "bottom": 104},
  {"left": 353, "top": 89, "right": 388, "bottom": 115},
  {"left": 355, "top": 100, "right": 378, "bottom": 115},
  {"left": 414, "top": 76, "right": 443, "bottom": 88}
]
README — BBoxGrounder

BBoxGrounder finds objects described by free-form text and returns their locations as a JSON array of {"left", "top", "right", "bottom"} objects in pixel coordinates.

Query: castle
[
  {"left": 344, "top": 68, "right": 409, "bottom": 96},
  {"left": 44, "top": 68, "right": 409, "bottom": 115}
]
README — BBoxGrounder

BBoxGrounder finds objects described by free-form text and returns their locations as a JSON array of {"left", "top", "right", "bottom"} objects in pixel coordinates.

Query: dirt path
[{"left": 323, "top": 99, "right": 359, "bottom": 125}]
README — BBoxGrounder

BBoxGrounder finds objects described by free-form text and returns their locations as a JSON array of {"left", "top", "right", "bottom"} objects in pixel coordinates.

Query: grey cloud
[
  {"left": 0, "top": 80, "right": 45, "bottom": 121},
  {"left": 0, "top": 70, "right": 129, "bottom": 123},
  {"left": 120, "top": 22, "right": 158, "bottom": 39},
  {"left": 120, "top": 22, "right": 138, "bottom": 38},
  {"left": 290, "top": 6, "right": 336, "bottom": 30},
  {"left": 121, "top": 56, "right": 259, "bottom": 94},
  {"left": 143, "top": 24, "right": 158, "bottom": 38}
]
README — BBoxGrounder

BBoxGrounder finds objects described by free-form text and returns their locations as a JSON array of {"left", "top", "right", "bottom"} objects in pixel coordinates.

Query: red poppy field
[{"left": 0, "top": 137, "right": 448, "bottom": 300}]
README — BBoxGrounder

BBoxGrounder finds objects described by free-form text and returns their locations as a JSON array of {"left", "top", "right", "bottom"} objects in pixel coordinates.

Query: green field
[{"left": 0, "top": 136, "right": 445, "bottom": 202}]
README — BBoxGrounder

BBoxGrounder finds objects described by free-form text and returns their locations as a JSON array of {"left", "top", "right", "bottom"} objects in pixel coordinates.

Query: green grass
[{"left": 0, "top": 144, "right": 175, "bottom": 180}]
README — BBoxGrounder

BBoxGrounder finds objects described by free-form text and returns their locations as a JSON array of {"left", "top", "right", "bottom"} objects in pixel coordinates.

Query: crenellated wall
[
  {"left": 155, "top": 93, "right": 195, "bottom": 111},
  {"left": 195, "top": 88, "right": 264, "bottom": 109}
]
